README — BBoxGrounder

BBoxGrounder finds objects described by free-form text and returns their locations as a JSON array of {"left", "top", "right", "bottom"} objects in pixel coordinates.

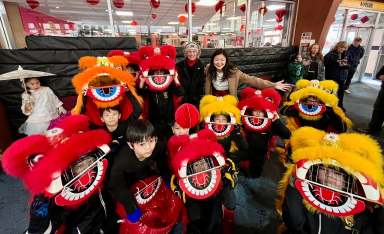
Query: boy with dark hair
[
  {"left": 107, "top": 120, "right": 172, "bottom": 224},
  {"left": 100, "top": 107, "right": 128, "bottom": 148}
]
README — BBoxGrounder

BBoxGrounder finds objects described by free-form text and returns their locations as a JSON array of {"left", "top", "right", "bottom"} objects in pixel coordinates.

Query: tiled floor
[{"left": 0, "top": 82, "right": 383, "bottom": 234}]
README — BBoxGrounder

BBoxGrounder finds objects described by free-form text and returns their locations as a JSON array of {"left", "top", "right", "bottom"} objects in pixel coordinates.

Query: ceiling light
[
  {"left": 55, "top": 6, "right": 60, "bottom": 9},
  {"left": 267, "top": 5, "right": 286, "bottom": 11},
  {"left": 115, "top": 11, "right": 134, "bottom": 16},
  {"left": 121, "top": 20, "right": 133, "bottom": 24},
  {"left": 168, "top": 22, "right": 179, "bottom": 25},
  {"left": 227, "top": 16, "right": 241, "bottom": 20},
  {"left": 196, "top": 0, "right": 218, "bottom": 6}
]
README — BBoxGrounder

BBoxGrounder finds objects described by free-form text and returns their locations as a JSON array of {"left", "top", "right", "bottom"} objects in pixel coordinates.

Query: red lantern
[
  {"left": 86, "top": 0, "right": 100, "bottom": 5},
  {"left": 150, "top": 0, "right": 160, "bottom": 8},
  {"left": 276, "top": 16, "right": 283, "bottom": 23},
  {"left": 274, "top": 25, "right": 283, "bottom": 31},
  {"left": 360, "top": 15, "right": 369, "bottom": 23},
  {"left": 275, "top": 9, "right": 287, "bottom": 18},
  {"left": 26, "top": 0, "right": 39, "bottom": 9},
  {"left": 130, "top": 20, "right": 138, "bottom": 26},
  {"left": 151, "top": 13, "right": 157, "bottom": 19},
  {"left": 185, "top": 3, "right": 196, "bottom": 14},
  {"left": 258, "top": 6, "right": 268, "bottom": 16},
  {"left": 350, "top": 13, "right": 358, "bottom": 21},
  {"left": 178, "top": 15, "right": 187, "bottom": 25},
  {"left": 113, "top": 0, "right": 124, "bottom": 8},
  {"left": 239, "top": 4, "right": 246, "bottom": 13},
  {"left": 215, "top": 0, "right": 225, "bottom": 14}
]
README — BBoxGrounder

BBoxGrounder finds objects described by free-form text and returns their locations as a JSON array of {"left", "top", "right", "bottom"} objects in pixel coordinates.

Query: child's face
[
  {"left": 213, "top": 114, "right": 228, "bottom": 124},
  {"left": 101, "top": 109, "right": 121, "bottom": 128},
  {"left": 172, "top": 122, "right": 190, "bottom": 136},
  {"left": 251, "top": 110, "right": 265, "bottom": 118},
  {"left": 296, "top": 55, "right": 303, "bottom": 62},
  {"left": 26, "top": 78, "right": 40, "bottom": 91},
  {"left": 318, "top": 167, "right": 345, "bottom": 190},
  {"left": 192, "top": 158, "right": 209, "bottom": 173},
  {"left": 128, "top": 137, "right": 157, "bottom": 161}
]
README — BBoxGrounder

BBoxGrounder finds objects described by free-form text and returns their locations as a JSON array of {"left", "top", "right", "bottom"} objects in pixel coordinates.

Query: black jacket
[
  {"left": 176, "top": 59, "right": 205, "bottom": 108},
  {"left": 376, "top": 65, "right": 384, "bottom": 87},
  {"left": 324, "top": 51, "right": 349, "bottom": 82},
  {"left": 347, "top": 45, "right": 365, "bottom": 67},
  {"left": 282, "top": 185, "right": 384, "bottom": 234}
]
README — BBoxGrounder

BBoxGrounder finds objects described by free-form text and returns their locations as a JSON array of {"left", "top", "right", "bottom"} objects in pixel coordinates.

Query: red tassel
[
  {"left": 26, "top": 0, "right": 39, "bottom": 9},
  {"left": 151, "top": 13, "right": 157, "bottom": 19},
  {"left": 275, "top": 9, "right": 287, "bottom": 18},
  {"left": 276, "top": 16, "right": 283, "bottom": 23},
  {"left": 274, "top": 25, "right": 283, "bottom": 31},
  {"left": 239, "top": 4, "right": 246, "bottom": 13}
]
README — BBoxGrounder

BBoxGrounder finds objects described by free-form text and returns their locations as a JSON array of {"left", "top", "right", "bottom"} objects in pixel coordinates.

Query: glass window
[
  {"left": 323, "top": 9, "right": 346, "bottom": 54},
  {"left": 247, "top": 0, "right": 292, "bottom": 47}
]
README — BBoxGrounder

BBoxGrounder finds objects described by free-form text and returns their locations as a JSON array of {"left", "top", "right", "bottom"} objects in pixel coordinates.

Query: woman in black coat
[
  {"left": 176, "top": 42, "right": 205, "bottom": 108},
  {"left": 324, "top": 41, "right": 349, "bottom": 110}
]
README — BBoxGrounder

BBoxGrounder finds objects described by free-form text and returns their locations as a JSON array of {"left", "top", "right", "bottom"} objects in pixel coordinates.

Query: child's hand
[
  {"left": 127, "top": 208, "right": 142, "bottom": 223},
  {"left": 274, "top": 81, "right": 291, "bottom": 92},
  {"left": 25, "top": 103, "right": 33, "bottom": 113}
]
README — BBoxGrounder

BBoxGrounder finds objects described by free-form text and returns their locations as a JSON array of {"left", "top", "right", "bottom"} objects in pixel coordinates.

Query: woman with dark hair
[
  {"left": 303, "top": 43, "right": 325, "bottom": 81},
  {"left": 176, "top": 42, "right": 205, "bottom": 108},
  {"left": 204, "top": 49, "right": 290, "bottom": 97},
  {"left": 324, "top": 41, "right": 349, "bottom": 109}
]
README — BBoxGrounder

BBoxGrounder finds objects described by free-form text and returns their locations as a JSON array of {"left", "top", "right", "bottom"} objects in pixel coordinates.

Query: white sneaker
[{"left": 345, "top": 89, "right": 351, "bottom": 94}]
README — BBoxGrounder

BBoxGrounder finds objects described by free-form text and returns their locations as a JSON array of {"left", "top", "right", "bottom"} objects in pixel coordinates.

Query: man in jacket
[{"left": 345, "top": 37, "right": 365, "bottom": 93}]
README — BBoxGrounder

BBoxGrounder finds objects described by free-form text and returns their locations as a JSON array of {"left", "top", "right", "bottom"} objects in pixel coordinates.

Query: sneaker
[{"left": 345, "top": 89, "right": 351, "bottom": 94}]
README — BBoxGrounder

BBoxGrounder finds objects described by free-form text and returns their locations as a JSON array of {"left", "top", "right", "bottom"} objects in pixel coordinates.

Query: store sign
[{"left": 340, "top": 0, "right": 384, "bottom": 11}]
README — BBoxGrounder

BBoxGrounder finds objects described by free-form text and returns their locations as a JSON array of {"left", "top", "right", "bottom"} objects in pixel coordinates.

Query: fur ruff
[{"left": 140, "top": 55, "right": 176, "bottom": 72}]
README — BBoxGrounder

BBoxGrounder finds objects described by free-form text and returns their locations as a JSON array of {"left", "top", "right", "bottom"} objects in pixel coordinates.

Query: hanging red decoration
[
  {"left": 360, "top": 15, "right": 369, "bottom": 23},
  {"left": 215, "top": 1, "right": 225, "bottom": 14},
  {"left": 258, "top": 6, "right": 268, "bottom": 16},
  {"left": 185, "top": 3, "right": 196, "bottom": 14},
  {"left": 240, "top": 24, "right": 246, "bottom": 32},
  {"left": 350, "top": 13, "right": 358, "bottom": 20},
  {"left": 130, "top": 20, "right": 138, "bottom": 26},
  {"left": 151, "top": 13, "right": 157, "bottom": 19},
  {"left": 86, "top": 0, "right": 100, "bottom": 5},
  {"left": 239, "top": 4, "right": 246, "bottom": 13},
  {"left": 150, "top": 0, "right": 160, "bottom": 8},
  {"left": 113, "top": 0, "right": 124, "bottom": 8},
  {"left": 276, "top": 16, "right": 283, "bottom": 23},
  {"left": 26, "top": 0, "right": 39, "bottom": 9},
  {"left": 178, "top": 15, "right": 187, "bottom": 25},
  {"left": 275, "top": 9, "right": 287, "bottom": 18},
  {"left": 274, "top": 25, "right": 283, "bottom": 31}
]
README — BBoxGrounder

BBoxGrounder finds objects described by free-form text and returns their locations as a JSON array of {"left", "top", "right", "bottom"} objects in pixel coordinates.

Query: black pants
[
  {"left": 368, "top": 87, "right": 384, "bottom": 133},
  {"left": 334, "top": 79, "right": 346, "bottom": 109},
  {"left": 345, "top": 66, "right": 357, "bottom": 90}
]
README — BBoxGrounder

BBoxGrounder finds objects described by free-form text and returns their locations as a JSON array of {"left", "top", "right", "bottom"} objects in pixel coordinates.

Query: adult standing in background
[
  {"left": 303, "top": 43, "right": 325, "bottom": 81},
  {"left": 324, "top": 41, "right": 349, "bottom": 110},
  {"left": 176, "top": 42, "right": 205, "bottom": 108},
  {"left": 204, "top": 49, "right": 290, "bottom": 97},
  {"left": 358, "top": 65, "right": 384, "bottom": 136},
  {"left": 345, "top": 37, "right": 365, "bottom": 94}
]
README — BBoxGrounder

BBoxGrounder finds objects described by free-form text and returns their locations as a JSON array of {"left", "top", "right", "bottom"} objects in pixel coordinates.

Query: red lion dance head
[
  {"left": 138, "top": 45, "right": 178, "bottom": 92},
  {"left": 71, "top": 56, "right": 142, "bottom": 126},
  {"left": 2, "top": 115, "right": 111, "bottom": 207}
]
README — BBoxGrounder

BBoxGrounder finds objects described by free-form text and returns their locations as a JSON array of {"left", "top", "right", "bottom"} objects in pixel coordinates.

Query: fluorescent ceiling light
[
  {"left": 267, "top": 5, "right": 286, "bottom": 11},
  {"left": 196, "top": 0, "right": 218, "bottom": 6},
  {"left": 121, "top": 20, "right": 132, "bottom": 24},
  {"left": 55, "top": 6, "right": 60, "bottom": 9},
  {"left": 227, "top": 16, "right": 241, "bottom": 20},
  {"left": 115, "top": 11, "right": 133, "bottom": 16},
  {"left": 168, "top": 22, "right": 179, "bottom": 25}
]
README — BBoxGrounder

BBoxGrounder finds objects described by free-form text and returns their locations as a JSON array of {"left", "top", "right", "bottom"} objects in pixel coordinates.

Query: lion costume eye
[{"left": 88, "top": 85, "right": 124, "bottom": 102}]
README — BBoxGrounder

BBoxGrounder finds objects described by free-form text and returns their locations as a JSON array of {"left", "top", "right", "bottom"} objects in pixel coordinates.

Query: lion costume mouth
[
  {"left": 142, "top": 69, "right": 175, "bottom": 92},
  {"left": 295, "top": 99, "right": 326, "bottom": 120}
]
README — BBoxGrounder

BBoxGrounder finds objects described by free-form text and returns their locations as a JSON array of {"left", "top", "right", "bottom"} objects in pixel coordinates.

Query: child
[
  {"left": 287, "top": 53, "right": 306, "bottom": 84},
  {"left": 19, "top": 77, "right": 66, "bottom": 135},
  {"left": 238, "top": 87, "right": 291, "bottom": 178},
  {"left": 277, "top": 127, "right": 384, "bottom": 234},
  {"left": 107, "top": 120, "right": 183, "bottom": 233},
  {"left": 171, "top": 122, "right": 190, "bottom": 136},
  {"left": 100, "top": 107, "right": 128, "bottom": 148}
]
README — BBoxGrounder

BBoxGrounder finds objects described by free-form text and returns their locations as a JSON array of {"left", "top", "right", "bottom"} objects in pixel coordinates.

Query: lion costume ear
[
  {"left": 139, "top": 46, "right": 154, "bottom": 60},
  {"left": 239, "top": 87, "right": 257, "bottom": 100},
  {"left": 79, "top": 56, "right": 97, "bottom": 70},
  {"left": 295, "top": 79, "right": 311, "bottom": 90},
  {"left": 262, "top": 87, "right": 282, "bottom": 107},
  {"left": 320, "top": 80, "right": 339, "bottom": 95},
  {"left": 160, "top": 45, "right": 177, "bottom": 59},
  {"left": 290, "top": 127, "right": 325, "bottom": 151},
  {"left": 339, "top": 133, "right": 383, "bottom": 168},
  {"left": 222, "top": 95, "right": 238, "bottom": 106},
  {"left": 199, "top": 95, "right": 217, "bottom": 111},
  {"left": 108, "top": 56, "right": 129, "bottom": 68}
]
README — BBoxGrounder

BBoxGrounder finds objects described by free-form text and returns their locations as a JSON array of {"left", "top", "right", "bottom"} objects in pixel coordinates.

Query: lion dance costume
[
  {"left": 71, "top": 55, "right": 142, "bottom": 126},
  {"left": 277, "top": 127, "right": 384, "bottom": 233},
  {"left": 168, "top": 129, "right": 238, "bottom": 234},
  {"left": 2, "top": 115, "right": 112, "bottom": 233},
  {"left": 282, "top": 79, "right": 352, "bottom": 133}
]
